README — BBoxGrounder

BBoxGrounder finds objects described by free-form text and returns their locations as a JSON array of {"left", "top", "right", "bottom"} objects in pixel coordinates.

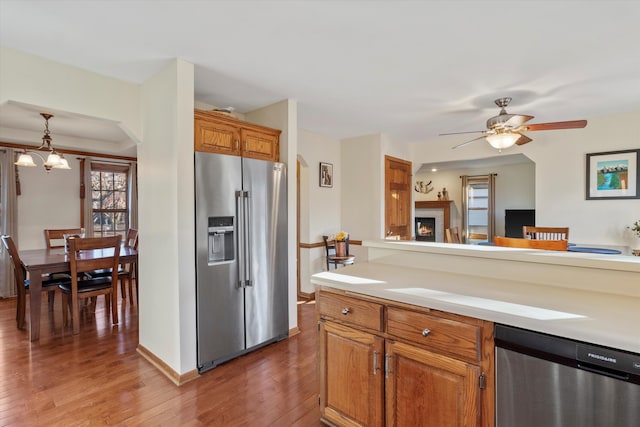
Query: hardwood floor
[{"left": 0, "top": 291, "right": 323, "bottom": 426}]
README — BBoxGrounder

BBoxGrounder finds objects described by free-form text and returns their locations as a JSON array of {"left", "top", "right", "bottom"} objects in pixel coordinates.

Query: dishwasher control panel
[{"left": 577, "top": 344, "right": 640, "bottom": 377}]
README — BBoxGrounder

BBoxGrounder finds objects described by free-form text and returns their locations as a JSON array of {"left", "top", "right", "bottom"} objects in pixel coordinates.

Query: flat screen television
[{"left": 505, "top": 209, "right": 535, "bottom": 238}]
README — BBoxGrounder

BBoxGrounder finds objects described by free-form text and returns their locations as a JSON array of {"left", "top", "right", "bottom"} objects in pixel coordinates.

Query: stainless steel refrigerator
[{"left": 195, "top": 152, "right": 288, "bottom": 373}]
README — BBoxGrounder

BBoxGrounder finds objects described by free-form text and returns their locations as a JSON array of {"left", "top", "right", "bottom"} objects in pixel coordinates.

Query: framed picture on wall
[
  {"left": 319, "top": 162, "right": 333, "bottom": 188},
  {"left": 586, "top": 149, "right": 640, "bottom": 199}
]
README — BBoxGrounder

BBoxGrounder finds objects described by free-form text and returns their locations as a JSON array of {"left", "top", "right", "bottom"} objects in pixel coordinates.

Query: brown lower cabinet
[{"left": 317, "top": 288, "right": 494, "bottom": 427}]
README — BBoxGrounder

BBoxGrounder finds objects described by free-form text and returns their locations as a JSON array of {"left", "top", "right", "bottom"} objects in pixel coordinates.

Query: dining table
[{"left": 19, "top": 245, "right": 138, "bottom": 341}]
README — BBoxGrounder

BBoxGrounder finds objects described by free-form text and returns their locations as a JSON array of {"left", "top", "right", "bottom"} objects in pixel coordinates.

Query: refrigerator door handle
[
  {"left": 243, "top": 191, "right": 252, "bottom": 287},
  {"left": 236, "top": 190, "right": 245, "bottom": 288}
]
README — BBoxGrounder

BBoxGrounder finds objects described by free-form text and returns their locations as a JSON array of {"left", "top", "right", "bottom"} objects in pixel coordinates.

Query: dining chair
[
  {"left": 494, "top": 236, "right": 568, "bottom": 251},
  {"left": 59, "top": 235, "right": 121, "bottom": 334},
  {"left": 522, "top": 226, "right": 569, "bottom": 241},
  {"left": 445, "top": 227, "right": 461, "bottom": 243},
  {"left": 322, "top": 235, "right": 355, "bottom": 270},
  {"left": 1, "top": 235, "right": 71, "bottom": 329},
  {"left": 44, "top": 228, "right": 84, "bottom": 249},
  {"left": 44, "top": 227, "right": 86, "bottom": 282},
  {"left": 87, "top": 229, "right": 138, "bottom": 305},
  {"left": 120, "top": 229, "right": 138, "bottom": 304}
]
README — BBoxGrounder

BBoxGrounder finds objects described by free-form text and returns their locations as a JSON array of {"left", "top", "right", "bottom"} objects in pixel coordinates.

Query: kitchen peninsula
[{"left": 311, "top": 240, "right": 639, "bottom": 426}]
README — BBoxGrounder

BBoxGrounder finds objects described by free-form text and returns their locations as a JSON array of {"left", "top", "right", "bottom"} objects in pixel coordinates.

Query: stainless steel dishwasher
[{"left": 495, "top": 324, "right": 640, "bottom": 427}]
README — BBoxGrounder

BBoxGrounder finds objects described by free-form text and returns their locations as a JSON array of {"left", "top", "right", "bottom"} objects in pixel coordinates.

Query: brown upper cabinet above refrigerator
[{"left": 194, "top": 109, "right": 281, "bottom": 162}]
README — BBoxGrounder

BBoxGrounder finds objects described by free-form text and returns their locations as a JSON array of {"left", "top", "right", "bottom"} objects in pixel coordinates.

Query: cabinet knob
[
  {"left": 422, "top": 328, "right": 431, "bottom": 337},
  {"left": 341, "top": 308, "right": 350, "bottom": 315}
]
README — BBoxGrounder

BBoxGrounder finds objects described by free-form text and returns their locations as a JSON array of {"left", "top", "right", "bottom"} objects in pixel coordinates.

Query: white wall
[
  {"left": 341, "top": 134, "right": 383, "bottom": 240},
  {"left": 298, "top": 129, "right": 342, "bottom": 294},
  {"left": 525, "top": 111, "right": 640, "bottom": 247},
  {"left": 338, "top": 133, "right": 414, "bottom": 262},
  {"left": 411, "top": 110, "right": 640, "bottom": 248},
  {"left": 14, "top": 156, "right": 81, "bottom": 249},
  {"left": 298, "top": 130, "right": 342, "bottom": 239},
  {"left": 138, "top": 59, "right": 196, "bottom": 375},
  {"left": 414, "top": 161, "right": 536, "bottom": 238},
  {"left": 0, "top": 47, "right": 142, "bottom": 143}
]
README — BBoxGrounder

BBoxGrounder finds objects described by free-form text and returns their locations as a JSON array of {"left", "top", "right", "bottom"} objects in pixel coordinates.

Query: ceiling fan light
[
  {"left": 15, "top": 152, "right": 37, "bottom": 167},
  {"left": 486, "top": 132, "right": 520, "bottom": 150}
]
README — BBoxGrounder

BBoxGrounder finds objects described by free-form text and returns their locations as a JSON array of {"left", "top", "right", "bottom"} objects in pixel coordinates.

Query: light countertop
[
  {"left": 311, "top": 260, "right": 640, "bottom": 354},
  {"left": 366, "top": 239, "right": 640, "bottom": 273}
]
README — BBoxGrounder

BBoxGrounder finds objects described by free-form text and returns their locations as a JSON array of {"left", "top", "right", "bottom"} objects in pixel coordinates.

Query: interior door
[{"left": 385, "top": 156, "right": 412, "bottom": 239}]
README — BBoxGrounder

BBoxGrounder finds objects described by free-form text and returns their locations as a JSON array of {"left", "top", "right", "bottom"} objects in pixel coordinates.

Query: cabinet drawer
[
  {"left": 387, "top": 306, "right": 481, "bottom": 361},
  {"left": 318, "top": 292, "right": 383, "bottom": 332}
]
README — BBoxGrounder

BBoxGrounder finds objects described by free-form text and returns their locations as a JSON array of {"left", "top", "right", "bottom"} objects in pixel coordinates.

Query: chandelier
[{"left": 14, "top": 113, "right": 71, "bottom": 171}]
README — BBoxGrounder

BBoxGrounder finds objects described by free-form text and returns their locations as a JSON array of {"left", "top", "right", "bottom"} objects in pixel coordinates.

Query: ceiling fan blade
[
  {"left": 439, "top": 130, "right": 486, "bottom": 136},
  {"left": 523, "top": 120, "right": 587, "bottom": 131},
  {"left": 451, "top": 135, "right": 487, "bottom": 149},
  {"left": 515, "top": 134, "right": 533, "bottom": 145},
  {"left": 503, "top": 114, "right": 534, "bottom": 128}
]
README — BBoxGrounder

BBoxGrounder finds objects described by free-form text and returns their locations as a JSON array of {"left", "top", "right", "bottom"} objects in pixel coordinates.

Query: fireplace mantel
[{"left": 415, "top": 200, "right": 453, "bottom": 232}]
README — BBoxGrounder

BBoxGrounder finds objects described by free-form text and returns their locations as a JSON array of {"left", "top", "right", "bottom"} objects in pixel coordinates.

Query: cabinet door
[
  {"left": 240, "top": 128, "right": 279, "bottom": 162},
  {"left": 194, "top": 118, "right": 240, "bottom": 155},
  {"left": 386, "top": 340, "right": 481, "bottom": 427},
  {"left": 319, "top": 320, "right": 384, "bottom": 427}
]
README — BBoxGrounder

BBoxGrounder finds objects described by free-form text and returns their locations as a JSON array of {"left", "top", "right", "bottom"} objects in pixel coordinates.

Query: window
[
  {"left": 91, "top": 163, "right": 129, "bottom": 238},
  {"left": 461, "top": 174, "right": 496, "bottom": 244}
]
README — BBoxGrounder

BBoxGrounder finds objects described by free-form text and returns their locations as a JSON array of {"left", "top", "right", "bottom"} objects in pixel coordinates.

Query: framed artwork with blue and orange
[{"left": 586, "top": 149, "right": 639, "bottom": 199}]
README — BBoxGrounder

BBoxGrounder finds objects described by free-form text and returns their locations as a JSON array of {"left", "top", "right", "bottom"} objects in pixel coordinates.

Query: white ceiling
[{"left": 1, "top": 1, "right": 639, "bottom": 150}]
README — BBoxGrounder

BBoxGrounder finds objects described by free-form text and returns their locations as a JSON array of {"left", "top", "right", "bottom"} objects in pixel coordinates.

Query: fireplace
[
  {"left": 415, "top": 200, "right": 453, "bottom": 243},
  {"left": 415, "top": 217, "right": 436, "bottom": 241}
]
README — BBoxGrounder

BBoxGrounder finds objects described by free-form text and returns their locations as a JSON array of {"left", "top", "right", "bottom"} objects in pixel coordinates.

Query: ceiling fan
[{"left": 441, "top": 97, "right": 587, "bottom": 151}]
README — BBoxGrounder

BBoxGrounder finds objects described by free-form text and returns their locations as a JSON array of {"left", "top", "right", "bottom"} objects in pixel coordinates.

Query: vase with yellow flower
[{"left": 334, "top": 231, "right": 349, "bottom": 257}]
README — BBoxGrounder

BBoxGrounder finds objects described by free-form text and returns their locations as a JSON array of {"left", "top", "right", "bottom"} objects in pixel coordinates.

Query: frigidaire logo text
[{"left": 588, "top": 352, "right": 616, "bottom": 364}]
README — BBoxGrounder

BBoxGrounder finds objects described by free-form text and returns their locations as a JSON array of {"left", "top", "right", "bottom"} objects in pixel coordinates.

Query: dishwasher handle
[{"left": 577, "top": 362, "right": 630, "bottom": 381}]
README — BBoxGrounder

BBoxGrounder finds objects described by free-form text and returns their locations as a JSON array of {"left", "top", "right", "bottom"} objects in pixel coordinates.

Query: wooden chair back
[
  {"left": 494, "top": 236, "right": 568, "bottom": 251},
  {"left": 2, "top": 235, "right": 70, "bottom": 329},
  {"left": 1, "top": 235, "right": 27, "bottom": 327},
  {"left": 122, "top": 228, "right": 139, "bottom": 304},
  {"left": 69, "top": 236, "right": 121, "bottom": 277},
  {"left": 44, "top": 228, "right": 84, "bottom": 249},
  {"left": 522, "top": 226, "right": 569, "bottom": 241},
  {"left": 124, "top": 228, "right": 139, "bottom": 250},
  {"left": 65, "top": 236, "right": 121, "bottom": 334},
  {"left": 322, "top": 235, "right": 355, "bottom": 270},
  {"left": 445, "top": 227, "right": 461, "bottom": 243}
]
